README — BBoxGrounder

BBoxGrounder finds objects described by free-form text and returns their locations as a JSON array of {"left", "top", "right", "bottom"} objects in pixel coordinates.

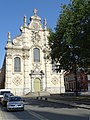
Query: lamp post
[
  {"left": 74, "top": 55, "right": 79, "bottom": 96},
  {"left": 40, "top": 70, "right": 44, "bottom": 79},
  {"left": 56, "top": 61, "right": 62, "bottom": 94}
]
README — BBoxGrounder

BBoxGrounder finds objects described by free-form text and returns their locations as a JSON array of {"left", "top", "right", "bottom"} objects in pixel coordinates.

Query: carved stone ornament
[
  {"left": 23, "top": 53, "right": 29, "bottom": 59},
  {"left": 12, "top": 49, "right": 22, "bottom": 54},
  {"left": 51, "top": 76, "right": 59, "bottom": 85},
  {"left": 32, "top": 23, "right": 40, "bottom": 30},
  {"left": 13, "top": 36, "right": 22, "bottom": 46},
  {"left": 31, "top": 31, "right": 40, "bottom": 44},
  {"left": 23, "top": 51, "right": 29, "bottom": 59},
  {"left": 13, "top": 76, "right": 22, "bottom": 86},
  {"left": 33, "top": 63, "right": 41, "bottom": 73},
  {"left": 6, "top": 53, "right": 12, "bottom": 59}
]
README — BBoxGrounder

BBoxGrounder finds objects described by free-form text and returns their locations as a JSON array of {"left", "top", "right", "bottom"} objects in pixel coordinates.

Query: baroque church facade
[{"left": 0, "top": 9, "right": 65, "bottom": 96}]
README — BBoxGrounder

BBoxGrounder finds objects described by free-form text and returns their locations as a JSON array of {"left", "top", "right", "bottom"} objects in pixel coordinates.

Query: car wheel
[
  {"left": 7, "top": 109, "right": 9, "bottom": 112},
  {"left": 22, "top": 107, "right": 24, "bottom": 111}
]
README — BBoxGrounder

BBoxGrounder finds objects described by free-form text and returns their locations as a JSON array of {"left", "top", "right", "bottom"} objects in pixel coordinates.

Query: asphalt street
[{"left": 0, "top": 98, "right": 90, "bottom": 120}]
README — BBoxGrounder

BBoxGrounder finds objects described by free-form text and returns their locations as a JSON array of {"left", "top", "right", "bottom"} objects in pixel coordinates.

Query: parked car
[
  {"left": 1, "top": 93, "right": 14, "bottom": 106},
  {"left": 7, "top": 96, "right": 24, "bottom": 111},
  {"left": 0, "top": 89, "right": 11, "bottom": 101}
]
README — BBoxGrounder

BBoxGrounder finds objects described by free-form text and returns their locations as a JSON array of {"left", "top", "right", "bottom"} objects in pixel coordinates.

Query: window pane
[
  {"left": 14, "top": 57, "right": 21, "bottom": 72},
  {"left": 34, "top": 48, "right": 40, "bottom": 62}
]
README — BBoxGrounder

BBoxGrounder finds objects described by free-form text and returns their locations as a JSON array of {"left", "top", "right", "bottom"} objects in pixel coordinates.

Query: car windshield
[
  {"left": 0, "top": 91, "right": 10, "bottom": 95},
  {"left": 4, "top": 93, "right": 13, "bottom": 97},
  {"left": 9, "top": 97, "right": 22, "bottom": 101}
]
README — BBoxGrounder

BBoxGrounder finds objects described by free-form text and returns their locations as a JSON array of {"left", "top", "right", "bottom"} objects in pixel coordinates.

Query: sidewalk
[
  {"left": 47, "top": 98, "right": 90, "bottom": 109},
  {"left": 24, "top": 94, "right": 90, "bottom": 110},
  {"left": 45, "top": 95, "right": 90, "bottom": 110}
]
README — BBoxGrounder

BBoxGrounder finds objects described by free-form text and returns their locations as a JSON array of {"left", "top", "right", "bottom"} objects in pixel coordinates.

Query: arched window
[
  {"left": 14, "top": 57, "right": 21, "bottom": 72},
  {"left": 33, "top": 48, "right": 40, "bottom": 62}
]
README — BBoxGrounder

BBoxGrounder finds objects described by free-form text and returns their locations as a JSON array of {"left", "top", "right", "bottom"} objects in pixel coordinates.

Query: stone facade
[{"left": 1, "top": 9, "right": 65, "bottom": 96}]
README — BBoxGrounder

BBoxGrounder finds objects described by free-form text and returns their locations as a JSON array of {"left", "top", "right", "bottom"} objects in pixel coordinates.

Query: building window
[
  {"left": 14, "top": 57, "right": 21, "bottom": 72},
  {"left": 33, "top": 48, "right": 40, "bottom": 62}
]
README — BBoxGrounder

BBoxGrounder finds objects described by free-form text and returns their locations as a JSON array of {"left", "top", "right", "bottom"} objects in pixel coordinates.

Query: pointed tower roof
[
  {"left": 5, "top": 32, "right": 12, "bottom": 48},
  {"left": 28, "top": 9, "right": 43, "bottom": 30}
]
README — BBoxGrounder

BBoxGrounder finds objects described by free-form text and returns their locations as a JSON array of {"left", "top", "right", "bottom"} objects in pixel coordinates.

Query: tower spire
[
  {"left": 44, "top": 19, "right": 47, "bottom": 30},
  {"left": 6, "top": 32, "right": 12, "bottom": 47},
  {"left": 8, "top": 32, "right": 11, "bottom": 43},
  {"left": 33, "top": 9, "right": 37, "bottom": 16},
  {"left": 24, "top": 15, "right": 27, "bottom": 27}
]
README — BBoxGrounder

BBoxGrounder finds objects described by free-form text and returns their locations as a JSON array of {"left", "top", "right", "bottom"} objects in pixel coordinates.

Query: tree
[{"left": 48, "top": 0, "right": 90, "bottom": 95}]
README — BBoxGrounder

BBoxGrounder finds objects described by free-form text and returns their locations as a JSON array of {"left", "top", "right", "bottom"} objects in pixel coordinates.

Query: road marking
[
  {"left": 29, "top": 110, "right": 49, "bottom": 120},
  {"left": 89, "top": 116, "right": 90, "bottom": 120},
  {"left": 26, "top": 106, "right": 49, "bottom": 120}
]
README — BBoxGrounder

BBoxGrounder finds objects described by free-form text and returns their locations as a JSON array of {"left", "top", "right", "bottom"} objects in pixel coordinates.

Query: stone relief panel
[
  {"left": 32, "top": 22, "right": 40, "bottom": 30},
  {"left": 6, "top": 49, "right": 12, "bottom": 59},
  {"left": 31, "top": 31, "right": 41, "bottom": 45},
  {"left": 10, "top": 50, "right": 23, "bottom": 61},
  {"left": 32, "top": 63, "right": 41, "bottom": 73},
  {"left": 12, "top": 76, "right": 22, "bottom": 86},
  {"left": 6, "top": 53, "right": 12, "bottom": 59},
  {"left": 51, "top": 76, "right": 59, "bottom": 85}
]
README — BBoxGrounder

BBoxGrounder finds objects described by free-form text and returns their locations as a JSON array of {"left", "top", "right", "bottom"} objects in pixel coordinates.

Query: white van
[{"left": 0, "top": 89, "right": 11, "bottom": 101}]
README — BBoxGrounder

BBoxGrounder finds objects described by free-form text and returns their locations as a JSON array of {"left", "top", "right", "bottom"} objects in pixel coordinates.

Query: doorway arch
[{"left": 34, "top": 78, "right": 41, "bottom": 92}]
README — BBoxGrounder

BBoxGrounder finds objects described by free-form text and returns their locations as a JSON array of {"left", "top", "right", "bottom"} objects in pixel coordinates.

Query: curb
[{"left": 43, "top": 98, "right": 90, "bottom": 110}]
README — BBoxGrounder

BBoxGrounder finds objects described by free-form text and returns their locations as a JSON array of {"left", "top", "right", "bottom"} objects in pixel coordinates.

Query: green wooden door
[{"left": 34, "top": 78, "right": 41, "bottom": 92}]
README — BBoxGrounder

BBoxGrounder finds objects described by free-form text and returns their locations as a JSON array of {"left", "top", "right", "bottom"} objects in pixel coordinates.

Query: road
[{"left": 0, "top": 98, "right": 90, "bottom": 120}]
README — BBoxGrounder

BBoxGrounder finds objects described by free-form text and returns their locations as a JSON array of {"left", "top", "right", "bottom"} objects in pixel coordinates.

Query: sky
[{"left": 0, "top": 0, "right": 70, "bottom": 68}]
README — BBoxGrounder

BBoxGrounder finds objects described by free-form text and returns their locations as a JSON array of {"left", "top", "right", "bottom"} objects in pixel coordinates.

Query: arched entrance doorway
[{"left": 34, "top": 78, "right": 41, "bottom": 92}]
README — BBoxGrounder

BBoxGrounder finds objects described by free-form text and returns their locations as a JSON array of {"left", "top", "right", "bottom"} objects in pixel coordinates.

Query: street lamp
[
  {"left": 74, "top": 55, "right": 79, "bottom": 96},
  {"left": 40, "top": 70, "right": 44, "bottom": 79}
]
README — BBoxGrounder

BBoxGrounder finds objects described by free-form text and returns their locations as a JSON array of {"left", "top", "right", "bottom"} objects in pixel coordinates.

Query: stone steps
[{"left": 25, "top": 91, "right": 50, "bottom": 97}]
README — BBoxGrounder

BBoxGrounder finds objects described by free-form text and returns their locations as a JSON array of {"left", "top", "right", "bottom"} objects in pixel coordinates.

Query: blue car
[{"left": 1, "top": 93, "right": 14, "bottom": 106}]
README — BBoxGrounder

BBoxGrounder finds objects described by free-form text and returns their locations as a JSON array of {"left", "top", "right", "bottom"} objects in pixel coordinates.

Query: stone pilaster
[
  {"left": 23, "top": 50, "right": 30, "bottom": 94},
  {"left": 5, "top": 51, "right": 12, "bottom": 89}
]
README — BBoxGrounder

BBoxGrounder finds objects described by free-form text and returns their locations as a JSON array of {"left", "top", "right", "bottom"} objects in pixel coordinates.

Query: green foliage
[{"left": 48, "top": 0, "right": 90, "bottom": 72}]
